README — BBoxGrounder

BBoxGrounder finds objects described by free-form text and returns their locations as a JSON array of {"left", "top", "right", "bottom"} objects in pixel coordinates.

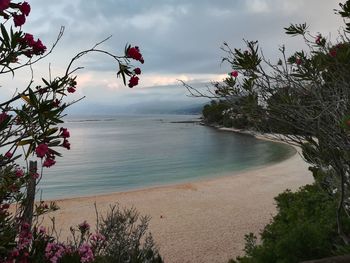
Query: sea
[{"left": 35, "top": 114, "right": 295, "bottom": 200}]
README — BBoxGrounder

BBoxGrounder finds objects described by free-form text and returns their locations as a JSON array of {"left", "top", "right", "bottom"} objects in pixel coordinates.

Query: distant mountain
[{"left": 66, "top": 100, "right": 207, "bottom": 115}]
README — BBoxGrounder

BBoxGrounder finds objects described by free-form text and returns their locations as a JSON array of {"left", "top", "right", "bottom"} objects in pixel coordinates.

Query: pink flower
[
  {"left": 39, "top": 226, "right": 46, "bottom": 234},
  {"left": 296, "top": 58, "right": 302, "bottom": 65},
  {"left": 60, "top": 127, "right": 70, "bottom": 138},
  {"left": 13, "top": 14, "right": 26, "bottom": 27},
  {"left": 35, "top": 143, "right": 49, "bottom": 158},
  {"left": 19, "top": 2, "right": 30, "bottom": 16},
  {"left": 11, "top": 249, "right": 20, "bottom": 258},
  {"left": 90, "top": 233, "right": 106, "bottom": 243},
  {"left": 15, "top": 168, "right": 24, "bottom": 177},
  {"left": 67, "top": 87, "right": 76, "bottom": 93},
  {"left": 0, "top": 0, "right": 10, "bottom": 12},
  {"left": 5, "top": 151, "right": 12, "bottom": 158},
  {"left": 230, "top": 71, "right": 238, "bottom": 78},
  {"left": 32, "top": 172, "right": 39, "bottom": 179},
  {"left": 134, "top": 67, "right": 141, "bottom": 75},
  {"left": 52, "top": 99, "right": 60, "bottom": 107},
  {"left": 78, "top": 243, "right": 94, "bottom": 263},
  {"left": 128, "top": 76, "right": 139, "bottom": 88},
  {"left": 43, "top": 157, "right": 56, "bottom": 168}
]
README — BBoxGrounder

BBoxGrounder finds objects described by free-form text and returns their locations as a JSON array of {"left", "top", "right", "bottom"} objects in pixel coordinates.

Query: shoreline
[
  {"left": 42, "top": 128, "right": 313, "bottom": 263},
  {"left": 43, "top": 125, "right": 296, "bottom": 202}
]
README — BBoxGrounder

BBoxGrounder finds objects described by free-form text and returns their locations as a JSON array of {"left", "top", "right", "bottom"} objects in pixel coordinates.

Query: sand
[{"left": 41, "top": 138, "right": 313, "bottom": 263}]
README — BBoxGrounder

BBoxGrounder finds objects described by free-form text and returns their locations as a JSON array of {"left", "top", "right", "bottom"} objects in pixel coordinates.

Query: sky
[{"left": 3, "top": 0, "right": 345, "bottom": 114}]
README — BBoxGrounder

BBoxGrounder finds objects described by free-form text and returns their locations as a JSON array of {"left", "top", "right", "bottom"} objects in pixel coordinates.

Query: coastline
[{"left": 42, "top": 129, "right": 313, "bottom": 263}]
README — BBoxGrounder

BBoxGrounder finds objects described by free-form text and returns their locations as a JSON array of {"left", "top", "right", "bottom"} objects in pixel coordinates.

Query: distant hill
[{"left": 66, "top": 100, "right": 207, "bottom": 115}]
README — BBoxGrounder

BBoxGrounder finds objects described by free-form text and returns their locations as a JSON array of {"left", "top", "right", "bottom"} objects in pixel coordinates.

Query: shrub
[
  {"left": 231, "top": 184, "right": 350, "bottom": 263},
  {"left": 94, "top": 205, "right": 163, "bottom": 263}
]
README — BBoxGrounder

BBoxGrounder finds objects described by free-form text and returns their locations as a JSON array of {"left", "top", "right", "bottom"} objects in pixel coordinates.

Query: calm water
[{"left": 37, "top": 115, "right": 294, "bottom": 199}]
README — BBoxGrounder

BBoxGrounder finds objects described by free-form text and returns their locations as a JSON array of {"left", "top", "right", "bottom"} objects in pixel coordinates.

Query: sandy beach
[{"left": 41, "top": 137, "right": 313, "bottom": 263}]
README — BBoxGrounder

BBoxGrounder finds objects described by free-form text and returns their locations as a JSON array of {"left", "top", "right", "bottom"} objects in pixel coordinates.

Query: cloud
[{"left": 6, "top": 0, "right": 344, "bottom": 112}]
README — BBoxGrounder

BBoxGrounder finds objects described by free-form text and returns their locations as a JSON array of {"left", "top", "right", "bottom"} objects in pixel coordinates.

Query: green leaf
[
  {"left": 17, "top": 139, "right": 32, "bottom": 146},
  {"left": 284, "top": 23, "right": 308, "bottom": 36},
  {"left": 0, "top": 24, "right": 10, "bottom": 48},
  {"left": 28, "top": 88, "right": 39, "bottom": 107},
  {"left": 42, "top": 78, "right": 50, "bottom": 86}
]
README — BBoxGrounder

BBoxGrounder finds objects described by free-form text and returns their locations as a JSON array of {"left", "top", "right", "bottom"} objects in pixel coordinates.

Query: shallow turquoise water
[{"left": 38, "top": 115, "right": 295, "bottom": 199}]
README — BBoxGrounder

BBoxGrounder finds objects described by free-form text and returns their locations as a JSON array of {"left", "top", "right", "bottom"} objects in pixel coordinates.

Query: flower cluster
[
  {"left": 6, "top": 222, "right": 32, "bottom": 262},
  {"left": 60, "top": 127, "right": 71, "bottom": 150},
  {"left": 21, "top": 33, "right": 47, "bottom": 57},
  {"left": 0, "top": 1, "right": 31, "bottom": 27},
  {"left": 35, "top": 143, "right": 55, "bottom": 168},
  {"left": 45, "top": 242, "right": 70, "bottom": 263},
  {"left": 124, "top": 46, "right": 144, "bottom": 88},
  {"left": 78, "top": 243, "right": 94, "bottom": 263},
  {"left": 126, "top": 46, "right": 144, "bottom": 64}
]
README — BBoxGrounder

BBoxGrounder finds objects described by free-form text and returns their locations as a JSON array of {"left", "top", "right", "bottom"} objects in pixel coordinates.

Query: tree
[
  {"left": 185, "top": 0, "right": 350, "bottom": 245},
  {"left": 0, "top": 1, "right": 148, "bottom": 261}
]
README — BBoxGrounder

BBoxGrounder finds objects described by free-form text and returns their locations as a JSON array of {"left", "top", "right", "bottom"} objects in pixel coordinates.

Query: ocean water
[{"left": 37, "top": 114, "right": 295, "bottom": 200}]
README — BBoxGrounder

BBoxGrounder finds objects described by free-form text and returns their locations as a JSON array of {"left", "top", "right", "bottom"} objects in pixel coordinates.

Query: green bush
[
  {"left": 94, "top": 205, "right": 163, "bottom": 263},
  {"left": 231, "top": 184, "right": 350, "bottom": 263}
]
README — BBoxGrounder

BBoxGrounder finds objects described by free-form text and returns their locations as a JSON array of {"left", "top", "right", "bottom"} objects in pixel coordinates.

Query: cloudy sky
[{"left": 4, "top": 0, "right": 344, "bottom": 114}]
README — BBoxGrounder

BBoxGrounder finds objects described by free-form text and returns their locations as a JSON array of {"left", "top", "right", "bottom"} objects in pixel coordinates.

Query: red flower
[
  {"left": 32, "top": 39, "right": 46, "bottom": 55},
  {"left": 19, "top": 2, "right": 30, "bottom": 16},
  {"left": 13, "top": 14, "right": 26, "bottom": 27},
  {"left": 231, "top": 71, "right": 238, "bottom": 78},
  {"left": 134, "top": 67, "right": 141, "bottom": 75},
  {"left": 0, "top": 0, "right": 10, "bottom": 12},
  {"left": 127, "top": 46, "right": 144, "bottom": 63},
  {"left": 127, "top": 47, "right": 142, "bottom": 60},
  {"left": 31, "top": 172, "right": 39, "bottom": 179},
  {"left": 52, "top": 99, "right": 60, "bottom": 107},
  {"left": 15, "top": 168, "right": 24, "bottom": 177},
  {"left": 315, "top": 35, "right": 322, "bottom": 45},
  {"left": 60, "top": 127, "right": 70, "bottom": 138},
  {"left": 22, "top": 33, "right": 35, "bottom": 46},
  {"left": 5, "top": 151, "right": 12, "bottom": 158},
  {"left": 0, "top": 112, "right": 9, "bottom": 123},
  {"left": 62, "top": 139, "right": 70, "bottom": 150},
  {"left": 128, "top": 75, "right": 139, "bottom": 88},
  {"left": 1, "top": 203, "right": 10, "bottom": 210},
  {"left": 35, "top": 143, "right": 49, "bottom": 158},
  {"left": 296, "top": 58, "right": 302, "bottom": 65},
  {"left": 329, "top": 49, "right": 337, "bottom": 58},
  {"left": 67, "top": 87, "right": 76, "bottom": 93},
  {"left": 43, "top": 157, "right": 55, "bottom": 168}
]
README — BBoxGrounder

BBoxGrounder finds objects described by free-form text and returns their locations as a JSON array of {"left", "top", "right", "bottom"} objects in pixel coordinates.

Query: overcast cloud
[{"left": 3, "top": 0, "right": 344, "bottom": 113}]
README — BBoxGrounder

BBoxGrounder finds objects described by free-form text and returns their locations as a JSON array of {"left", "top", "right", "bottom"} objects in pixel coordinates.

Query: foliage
[
  {"left": 94, "top": 205, "right": 163, "bottom": 263},
  {"left": 184, "top": 0, "right": 350, "bottom": 248},
  {"left": 230, "top": 184, "right": 350, "bottom": 263},
  {"left": 202, "top": 100, "right": 230, "bottom": 126},
  {"left": 0, "top": 1, "right": 160, "bottom": 262}
]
